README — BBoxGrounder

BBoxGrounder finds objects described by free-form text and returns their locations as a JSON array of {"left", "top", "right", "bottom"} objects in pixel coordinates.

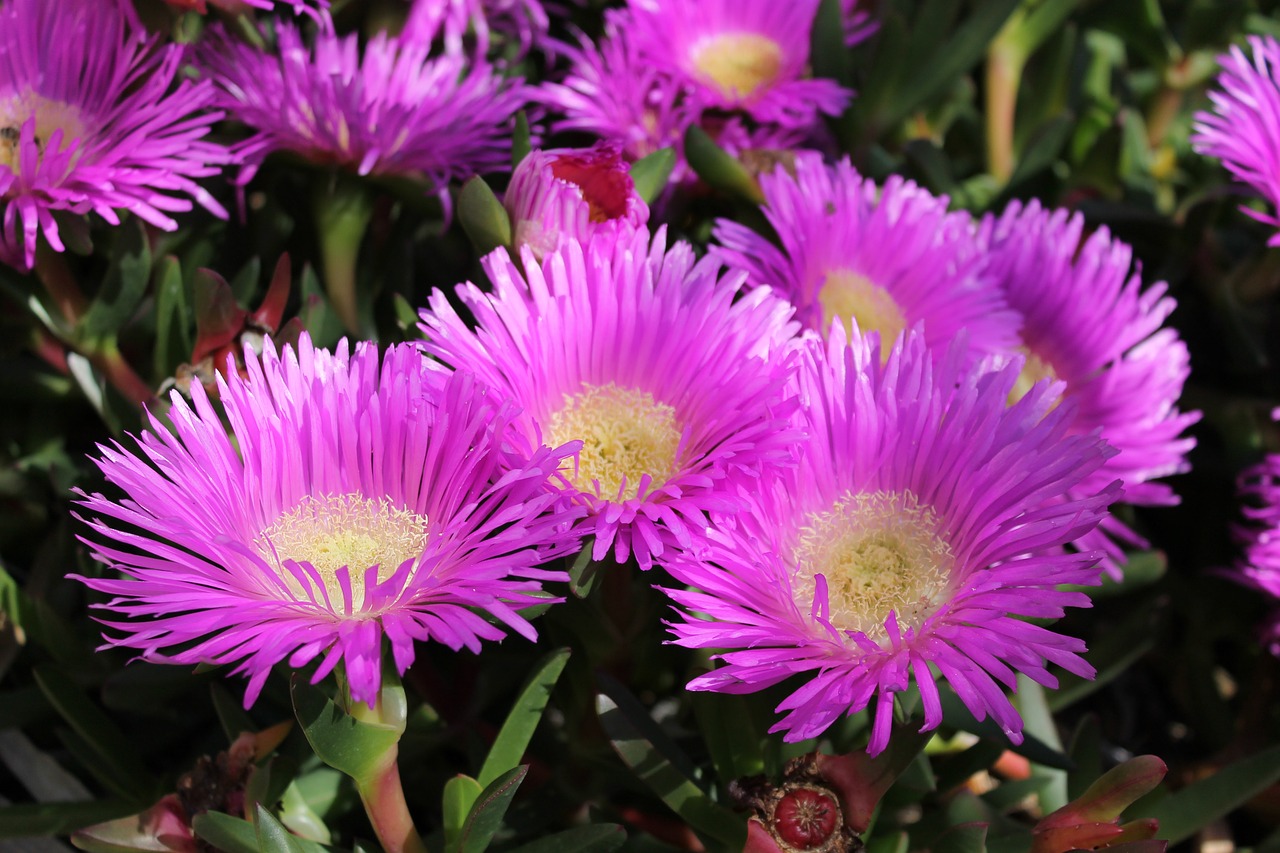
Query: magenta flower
[
  {"left": 0, "top": 0, "right": 229, "bottom": 269},
  {"left": 420, "top": 228, "right": 800, "bottom": 570},
  {"left": 980, "top": 200, "right": 1199, "bottom": 573},
  {"left": 1230, "top": 416, "right": 1280, "bottom": 656},
  {"left": 76, "top": 336, "right": 582, "bottom": 706},
  {"left": 1192, "top": 36, "right": 1280, "bottom": 243},
  {"left": 402, "top": 0, "right": 550, "bottom": 58},
  {"left": 712, "top": 154, "right": 1021, "bottom": 364},
  {"left": 625, "top": 0, "right": 851, "bottom": 129},
  {"left": 199, "top": 19, "right": 527, "bottom": 190},
  {"left": 663, "top": 328, "right": 1121, "bottom": 754},
  {"left": 505, "top": 143, "right": 649, "bottom": 260},
  {"left": 841, "top": 0, "right": 878, "bottom": 47}
]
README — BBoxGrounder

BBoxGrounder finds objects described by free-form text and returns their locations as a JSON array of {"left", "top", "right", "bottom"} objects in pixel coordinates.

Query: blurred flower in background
[{"left": 1230, "top": 412, "right": 1280, "bottom": 656}]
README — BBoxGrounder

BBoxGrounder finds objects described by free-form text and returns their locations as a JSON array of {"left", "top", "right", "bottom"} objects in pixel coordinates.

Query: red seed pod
[{"left": 773, "top": 785, "right": 840, "bottom": 850}]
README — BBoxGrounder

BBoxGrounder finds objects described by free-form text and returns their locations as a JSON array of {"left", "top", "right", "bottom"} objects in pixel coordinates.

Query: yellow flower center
[
  {"left": 793, "top": 490, "right": 952, "bottom": 641},
  {"left": 817, "top": 269, "right": 907, "bottom": 351},
  {"left": 1008, "top": 346, "right": 1061, "bottom": 408},
  {"left": 257, "top": 493, "right": 428, "bottom": 611},
  {"left": 691, "top": 33, "right": 784, "bottom": 100},
  {"left": 547, "top": 383, "right": 682, "bottom": 501},
  {"left": 0, "top": 91, "right": 87, "bottom": 174}
]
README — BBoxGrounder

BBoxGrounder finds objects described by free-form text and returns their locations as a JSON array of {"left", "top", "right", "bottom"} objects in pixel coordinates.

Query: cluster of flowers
[{"left": 3, "top": 0, "right": 1254, "bottom": 756}]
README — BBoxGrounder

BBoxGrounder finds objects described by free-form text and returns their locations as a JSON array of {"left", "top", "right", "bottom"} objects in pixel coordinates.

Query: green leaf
[
  {"left": 255, "top": 802, "right": 307, "bottom": 853},
  {"left": 0, "top": 563, "right": 80, "bottom": 664},
  {"left": 1048, "top": 611, "right": 1157, "bottom": 712},
  {"left": 568, "top": 543, "right": 603, "bottom": 599},
  {"left": 932, "top": 822, "right": 988, "bottom": 853},
  {"left": 457, "top": 177, "right": 512, "bottom": 257},
  {"left": 152, "top": 257, "right": 190, "bottom": 378},
  {"left": 692, "top": 693, "right": 763, "bottom": 782},
  {"left": 33, "top": 665, "right": 157, "bottom": 802},
  {"left": 211, "top": 683, "right": 257, "bottom": 742},
  {"left": 71, "top": 795, "right": 189, "bottom": 853},
  {"left": 443, "top": 774, "right": 485, "bottom": 850},
  {"left": 512, "top": 111, "right": 532, "bottom": 169},
  {"left": 192, "top": 811, "right": 260, "bottom": 853},
  {"left": 683, "top": 125, "right": 764, "bottom": 204},
  {"left": 1016, "top": 675, "right": 1068, "bottom": 813},
  {"left": 0, "top": 801, "right": 140, "bottom": 839},
  {"left": 509, "top": 824, "right": 627, "bottom": 853},
  {"left": 1005, "top": 114, "right": 1073, "bottom": 188},
  {"left": 478, "top": 648, "right": 570, "bottom": 787},
  {"left": 454, "top": 766, "right": 527, "bottom": 853},
  {"left": 595, "top": 677, "right": 745, "bottom": 848},
  {"left": 811, "top": 0, "right": 853, "bottom": 87},
  {"left": 629, "top": 148, "right": 676, "bottom": 205},
  {"left": 80, "top": 219, "right": 151, "bottom": 341},
  {"left": 290, "top": 679, "right": 400, "bottom": 785},
  {"left": 1132, "top": 745, "right": 1280, "bottom": 845}
]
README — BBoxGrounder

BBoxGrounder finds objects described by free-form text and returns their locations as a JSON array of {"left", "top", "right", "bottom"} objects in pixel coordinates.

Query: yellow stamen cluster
[
  {"left": 692, "top": 33, "right": 784, "bottom": 100},
  {"left": 817, "top": 269, "right": 907, "bottom": 351},
  {"left": 0, "top": 91, "right": 86, "bottom": 173},
  {"left": 257, "top": 493, "right": 428, "bottom": 611},
  {"left": 1008, "top": 346, "right": 1062, "bottom": 408},
  {"left": 547, "top": 383, "right": 682, "bottom": 501},
  {"left": 793, "top": 490, "right": 952, "bottom": 641}
]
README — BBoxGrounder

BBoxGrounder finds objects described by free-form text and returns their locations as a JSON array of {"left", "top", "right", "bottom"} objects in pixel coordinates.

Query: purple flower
[
  {"left": 76, "top": 336, "right": 582, "bottom": 706},
  {"left": 401, "top": 0, "right": 551, "bottom": 58},
  {"left": 841, "top": 0, "right": 878, "bottom": 47},
  {"left": 504, "top": 143, "right": 649, "bottom": 260},
  {"left": 419, "top": 228, "right": 800, "bottom": 570},
  {"left": 199, "top": 19, "right": 527, "bottom": 191},
  {"left": 1230, "top": 415, "right": 1280, "bottom": 656},
  {"left": 625, "top": 0, "right": 851, "bottom": 129},
  {"left": 712, "top": 154, "right": 1021, "bottom": 365},
  {"left": 1192, "top": 36, "right": 1280, "bottom": 243},
  {"left": 980, "top": 200, "right": 1199, "bottom": 574},
  {"left": 0, "top": 0, "right": 229, "bottom": 269},
  {"left": 662, "top": 328, "right": 1121, "bottom": 754}
]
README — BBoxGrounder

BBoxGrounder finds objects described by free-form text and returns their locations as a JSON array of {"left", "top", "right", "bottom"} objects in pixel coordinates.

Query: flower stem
[
  {"left": 355, "top": 750, "right": 428, "bottom": 853},
  {"left": 313, "top": 178, "right": 375, "bottom": 337}
]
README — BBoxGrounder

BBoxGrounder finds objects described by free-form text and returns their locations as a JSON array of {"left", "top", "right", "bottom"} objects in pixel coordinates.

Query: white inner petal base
[
  {"left": 691, "top": 33, "right": 784, "bottom": 100},
  {"left": 793, "top": 490, "right": 953, "bottom": 641},
  {"left": 257, "top": 493, "right": 428, "bottom": 611},
  {"left": 0, "top": 91, "right": 87, "bottom": 173},
  {"left": 818, "top": 269, "right": 908, "bottom": 348},
  {"left": 547, "top": 383, "right": 682, "bottom": 501}
]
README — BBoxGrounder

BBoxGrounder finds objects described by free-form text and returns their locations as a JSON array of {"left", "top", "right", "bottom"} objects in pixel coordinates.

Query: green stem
[
  {"left": 313, "top": 178, "right": 375, "bottom": 337},
  {"left": 986, "top": 42, "right": 1023, "bottom": 184}
]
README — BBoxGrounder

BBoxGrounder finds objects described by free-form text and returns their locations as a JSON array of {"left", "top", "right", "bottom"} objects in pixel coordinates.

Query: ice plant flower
[
  {"left": 662, "top": 327, "right": 1121, "bottom": 754},
  {"left": 1229, "top": 417, "right": 1280, "bottom": 656},
  {"left": 842, "top": 0, "right": 878, "bottom": 47},
  {"left": 0, "top": 0, "right": 229, "bottom": 269},
  {"left": 980, "top": 200, "right": 1199, "bottom": 573},
  {"left": 625, "top": 0, "right": 851, "bottom": 129},
  {"left": 712, "top": 154, "right": 1021, "bottom": 365},
  {"left": 76, "top": 335, "right": 583, "bottom": 706},
  {"left": 401, "top": 0, "right": 551, "bottom": 59},
  {"left": 420, "top": 228, "right": 800, "bottom": 569},
  {"left": 504, "top": 142, "right": 649, "bottom": 260},
  {"left": 199, "top": 19, "right": 527, "bottom": 191},
  {"left": 1192, "top": 35, "right": 1280, "bottom": 243}
]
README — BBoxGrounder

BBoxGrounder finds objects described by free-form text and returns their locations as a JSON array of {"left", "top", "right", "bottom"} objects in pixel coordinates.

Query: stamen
[
  {"left": 793, "top": 490, "right": 952, "bottom": 641},
  {"left": 0, "top": 91, "right": 85, "bottom": 173},
  {"left": 817, "top": 269, "right": 907, "bottom": 350},
  {"left": 692, "top": 33, "right": 784, "bottom": 100},
  {"left": 257, "top": 493, "right": 428, "bottom": 612},
  {"left": 547, "top": 383, "right": 682, "bottom": 501},
  {"left": 1009, "top": 346, "right": 1061, "bottom": 407}
]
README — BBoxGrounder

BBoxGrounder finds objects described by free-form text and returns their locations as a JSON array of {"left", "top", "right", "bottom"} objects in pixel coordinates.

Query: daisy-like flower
[
  {"left": 663, "top": 327, "right": 1121, "bottom": 754},
  {"left": 199, "top": 19, "right": 527, "bottom": 191},
  {"left": 712, "top": 154, "right": 1021, "bottom": 364},
  {"left": 1229, "top": 415, "right": 1280, "bottom": 656},
  {"left": 0, "top": 0, "right": 228, "bottom": 269},
  {"left": 980, "top": 200, "right": 1199, "bottom": 573},
  {"left": 625, "top": 0, "right": 851, "bottom": 130},
  {"left": 119, "top": 0, "right": 329, "bottom": 20},
  {"left": 419, "top": 228, "right": 800, "bottom": 569},
  {"left": 76, "top": 336, "right": 583, "bottom": 706},
  {"left": 1192, "top": 35, "right": 1280, "bottom": 243},
  {"left": 504, "top": 142, "right": 649, "bottom": 260},
  {"left": 842, "top": 0, "right": 878, "bottom": 47}
]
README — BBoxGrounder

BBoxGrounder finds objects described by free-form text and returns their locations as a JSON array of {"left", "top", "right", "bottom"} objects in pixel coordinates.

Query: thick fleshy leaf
[
  {"left": 453, "top": 766, "right": 527, "bottom": 853},
  {"left": 458, "top": 177, "right": 512, "bottom": 257},
  {"left": 152, "top": 257, "right": 190, "bottom": 378},
  {"left": 477, "top": 648, "right": 570, "bottom": 787},
  {"left": 933, "top": 822, "right": 988, "bottom": 853},
  {"left": 1133, "top": 745, "right": 1280, "bottom": 845},
  {"left": 628, "top": 148, "right": 675, "bottom": 205},
  {"left": 70, "top": 795, "right": 194, "bottom": 853},
  {"left": 508, "top": 824, "right": 626, "bottom": 853},
  {"left": 254, "top": 802, "right": 307, "bottom": 853},
  {"left": 290, "top": 680, "right": 399, "bottom": 786},
  {"left": 191, "top": 268, "right": 246, "bottom": 363},
  {"left": 80, "top": 219, "right": 151, "bottom": 341},
  {"left": 443, "top": 774, "right": 484, "bottom": 850},
  {"left": 595, "top": 677, "right": 745, "bottom": 848},
  {"left": 683, "top": 125, "right": 764, "bottom": 204}
]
